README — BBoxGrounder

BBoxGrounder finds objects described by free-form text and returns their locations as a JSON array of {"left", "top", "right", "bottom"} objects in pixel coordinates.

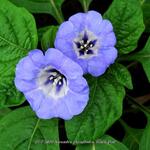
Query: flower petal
[
  {"left": 101, "top": 47, "right": 118, "bottom": 65},
  {"left": 28, "top": 49, "right": 45, "bottom": 68},
  {"left": 98, "top": 19, "right": 114, "bottom": 34},
  {"left": 100, "top": 32, "right": 116, "bottom": 47},
  {"left": 45, "top": 48, "right": 66, "bottom": 69},
  {"left": 88, "top": 56, "right": 107, "bottom": 77},
  {"left": 15, "top": 56, "right": 39, "bottom": 80},
  {"left": 54, "top": 100, "right": 73, "bottom": 120},
  {"left": 14, "top": 78, "right": 36, "bottom": 92},
  {"left": 63, "top": 90, "right": 89, "bottom": 116},
  {"left": 85, "top": 11, "right": 103, "bottom": 34},
  {"left": 69, "top": 12, "right": 86, "bottom": 31},
  {"left": 75, "top": 58, "right": 88, "bottom": 73},
  {"left": 60, "top": 56, "right": 83, "bottom": 79},
  {"left": 68, "top": 77, "right": 89, "bottom": 94},
  {"left": 54, "top": 38, "right": 76, "bottom": 59},
  {"left": 56, "top": 21, "right": 75, "bottom": 38},
  {"left": 34, "top": 95, "right": 57, "bottom": 119},
  {"left": 24, "top": 89, "right": 45, "bottom": 112}
]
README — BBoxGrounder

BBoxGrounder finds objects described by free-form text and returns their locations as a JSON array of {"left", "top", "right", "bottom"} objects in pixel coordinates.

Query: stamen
[
  {"left": 49, "top": 76, "right": 54, "bottom": 80},
  {"left": 89, "top": 44, "right": 93, "bottom": 48},
  {"left": 58, "top": 81, "right": 62, "bottom": 85},
  {"left": 80, "top": 40, "right": 84, "bottom": 44}
]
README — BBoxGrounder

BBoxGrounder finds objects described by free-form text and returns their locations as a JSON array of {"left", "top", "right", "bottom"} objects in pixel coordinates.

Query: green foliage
[
  {"left": 0, "top": 107, "right": 59, "bottom": 150},
  {"left": 104, "top": 0, "right": 145, "bottom": 54},
  {"left": 38, "top": 26, "right": 51, "bottom": 42},
  {"left": 41, "top": 26, "right": 58, "bottom": 50},
  {"left": 123, "top": 129, "right": 143, "bottom": 150},
  {"left": 76, "top": 135, "right": 128, "bottom": 150},
  {"left": 141, "top": 0, "right": 150, "bottom": 32},
  {"left": 121, "top": 119, "right": 143, "bottom": 150},
  {"left": 108, "top": 63, "right": 133, "bottom": 89},
  {"left": 65, "top": 64, "right": 128, "bottom": 141},
  {"left": 0, "top": 0, "right": 38, "bottom": 108},
  {"left": 0, "top": 108, "right": 11, "bottom": 120},
  {"left": 10, "top": 0, "right": 64, "bottom": 23},
  {"left": 78, "top": 0, "right": 93, "bottom": 12},
  {"left": 139, "top": 115, "right": 150, "bottom": 150},
  {"left": 128, "top": 37, "right": 150, "bottom": 82}
]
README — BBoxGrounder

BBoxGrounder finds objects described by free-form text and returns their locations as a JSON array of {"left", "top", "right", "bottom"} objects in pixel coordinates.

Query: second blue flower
[{"left": 55, "top": 10, "right": 117, "bottom": 77}]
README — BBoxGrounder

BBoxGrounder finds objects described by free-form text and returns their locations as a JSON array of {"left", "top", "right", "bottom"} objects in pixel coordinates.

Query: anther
[
  {"left": 80, "top": 45, "right": 84, "bottom": 49},
  {"left": 80, "top": 40, "right": 84, "bottom": 44},
  {"left": 90, "top": 44, "right": 93, "bottom": 48},
  {"left": 58, "top": 81, "right": 62, "bottom": 85},
  {"left": 49, "top": 76, "right": 54, "bottom": 80}
]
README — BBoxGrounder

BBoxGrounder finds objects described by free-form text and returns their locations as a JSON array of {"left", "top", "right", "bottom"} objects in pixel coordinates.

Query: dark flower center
[
  {"left": 45, "top": 68, "right": 67, "bottom": 91},
  {"left": 37, "top": 66, "right": 68, "bottom": 99},
  {"left": 73, "top": 30, "right": 100, "bottom": 59}
]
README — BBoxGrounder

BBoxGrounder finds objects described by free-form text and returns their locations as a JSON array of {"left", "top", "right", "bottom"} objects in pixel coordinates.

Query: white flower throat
[
  {"left": 37, "top": 66, "right": 68, "bottom": 99},
  {"left": 73, "top": 29, "right": 100, "bottom": 59}
]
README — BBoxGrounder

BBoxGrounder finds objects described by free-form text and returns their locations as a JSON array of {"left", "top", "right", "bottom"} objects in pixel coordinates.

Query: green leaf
[
  {"left": 78, "top": 0, "right": 93, "bottom": 12},
  {"left": 10, "top": 0, "right": 64, "bottom": 24},
  {"left": 65, "top": 70, "right": 125, "bottom": 141},
  {"left": 41, "top": 26, "right": 58, "bottom": 50},
  {"left": 139, "top": 115, "right": 150, "bottom": 150},
  {"left": 123, "top": 129, "right": 143, "bottom": 150},
  {"left": 104, "top": 0, "right": 145, "bottom": 54},
  {"left": 141, "top": 0, "right": 150, "bottom": 32},
  {"left": 0, "top": 0, "right": 38, "bottom": 108},
  {"left": 0, "top": 108, "right": 11, "bottom": 120},
  {"left": 38, "top": 26, "right": 51, "bottom": 42},
  {"left": 128, "top": 37, "right": 150, "bottom": 82},
  {"left": 0, "top": 106, "right": 59, "bottom": 150},
  {"left": 108, "top": 63, "right": 133, "bottom": 89},
  {"left": 76, "top": 135, "right": 128, "bottom": 150},
  {"left": 120, "top": 119, "right": 143, "bottom": 150}
]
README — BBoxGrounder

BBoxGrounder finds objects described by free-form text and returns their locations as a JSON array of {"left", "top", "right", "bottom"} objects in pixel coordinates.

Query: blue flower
[
  {"left": 15, "top": 48, "right": 89, "bottom": 120},
  {"left": 55, "top": 10, "right": 117, "bottom": 77}
]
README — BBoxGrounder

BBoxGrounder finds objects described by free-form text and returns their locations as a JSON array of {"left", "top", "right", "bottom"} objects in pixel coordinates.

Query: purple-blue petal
[
  {"left": 88, "top": 56, "right": 107, "bottom": 77},
  {"left": 14, "top": 78, "right": 37, "bottom": 92},
  {"left": 28, "top": 49, "right": 45, "bottom": 68},
  {"left": 55, "top": 21, "right": 75, "bottom": 38},
  {"left": 97, "top": 19, "right": 114, "bottom": 34},
  {"left": 15, "top": 56, "right": 39, "bottom": 80},
  {"left": 69, "top": 12, "right": 86, "bottom": 31},
  {"left": 45, "top": 48, "right": 66, "bottom": 69},
  {"left": 62, "top": 90, "right": 89, "bottom": 116},
  {"left": 99, "top": 32, "right": 116, "bottom": 47},
  {"left": 24, "top": 89, "right": 44, "bottom": 112},
  {"left": 85, "top": 11, "right": 103, "bottom": 34},
  {"left": 60, "top": 55, "right": 83, "bottom": 79},
  {"left": 54, "top": 100, "right": 73, "bottom": 120},
  {"left": 75, "top": 58, "right": 88, "bottom": 73},
  {"left": 68, "top": 77, "right": 89, "bottom": 94},
  {"left": 54, "top": 38, "right": 76, "bottom": 59},
  {"left": 101, "top": 47, "right": 118, "bottom": 65},
  {"left": 36, "top": 98, "right": 57, "bottom": 119}
]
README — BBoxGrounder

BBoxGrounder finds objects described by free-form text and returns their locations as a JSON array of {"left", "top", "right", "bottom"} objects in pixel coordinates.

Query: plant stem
[
  {"left": 50, "top": 0, "right": 64, "bottom": 24},
  {"left": 83, "top": 0, "right": 88, "bottom": 12},
  {"left": 127, "top": 61, "right": 138, "bottom": 68},
  {"left": 119, "top": 119, "right": 140, "bottom": 144},
  {"left": 28, "top": 119, "right": 40, "bottom": 150},
  {"left": 126, "top": 94, "right": 150, "bottom": 115}
]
